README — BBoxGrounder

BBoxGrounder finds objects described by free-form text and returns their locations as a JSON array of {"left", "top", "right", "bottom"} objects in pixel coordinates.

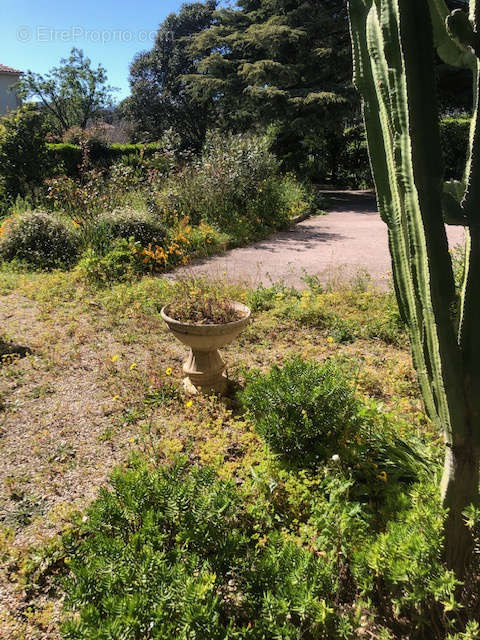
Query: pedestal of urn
[{"left": 183, "top": 346, "right": 227, "bottom": 394}]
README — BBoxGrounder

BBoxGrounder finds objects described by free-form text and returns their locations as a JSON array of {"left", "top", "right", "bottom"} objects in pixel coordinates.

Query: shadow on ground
[
  {"left": 321, "top": 190, "right": 378, "bottom": 215},
  {"left": 0, "top": 340, "right": 31, "bottom": 364}
]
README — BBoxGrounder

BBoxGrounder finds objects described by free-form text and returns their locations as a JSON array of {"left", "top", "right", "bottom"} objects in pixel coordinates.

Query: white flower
[{"left": 331, "top": 454, "right": 340, "bottom": 463}]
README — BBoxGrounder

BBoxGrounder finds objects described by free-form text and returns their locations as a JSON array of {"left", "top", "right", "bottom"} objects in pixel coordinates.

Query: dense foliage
[
  {"left": 0, "top": 105, "right": 49, "bottom": 201},
  {"left": 61, "top": 459, "right": 345, "bottom": 639},
  {"left": 123, "top": 1, "right": 217, "bottom": 149},
  {"left": 332, "top": 115, "right": 471, "bottom": 188},
  {"left": 240, "top": 358, "right": 361, "bottom": 468},
  {"left": 0, "top": 131, "right": 314, "bottom": 281},
  {"left": 60, "top": 418, "right": 478, "bottom": 640},
  {"left": 154, "top": 133, "right": 314, "bottom": 243},
  {"left": 0, "top": 211, "right": 79, "bottom": 270},
  {"left": 16, "top": 48, "right": 116, "bottom": 137}
]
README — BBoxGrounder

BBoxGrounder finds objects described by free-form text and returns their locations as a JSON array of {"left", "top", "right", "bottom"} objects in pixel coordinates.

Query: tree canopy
[
  {"left": 186, "top": 0, "right": 356, "bottom": 172},
  {"left": 123, "top": 1, "right": 217, "bottom": 149},
  {"left": 124, "top": 0, "right": 356, "bottom": 175},
  {"left": 17, "top": 48, "right": 116, "bottom": 137}
]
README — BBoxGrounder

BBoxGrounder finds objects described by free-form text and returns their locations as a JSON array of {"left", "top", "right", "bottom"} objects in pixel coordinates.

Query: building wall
[{"left": 0, "top": 74, "right": 21, "bottom": 115}]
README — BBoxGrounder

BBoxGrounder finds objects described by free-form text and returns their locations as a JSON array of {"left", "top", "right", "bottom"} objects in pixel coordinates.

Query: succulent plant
[{"left": 348, "top": 0, "right": 480, "bottom": 575}]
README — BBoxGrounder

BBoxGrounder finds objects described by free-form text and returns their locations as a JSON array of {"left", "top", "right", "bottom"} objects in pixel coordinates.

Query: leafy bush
[
  {"left": 47, "top": 141, "right": 167, "bottom": 177},
  {"left": 94, "top": 207, "right": 168, "bottom": 248},
  {"left": 239, "top": 358, "right": 361, "bottom": 468},
  {"left": 75, "top": 238, "right": 143, "bottom": 287},
  {"left": 353, "top": 481, "right": 460, "bottom": 636},
  {"left": 336, "top": 125, "right": 371, "bottom": 188},
  {"left": 61, "top": 458, "right": 344, "bottom": 639},
  {"left": 154, "top": 133, "right": 314, "bottom": 243},
  {"left": 0, "top": 104, "right": 49, "bottom": 200},
  {"left": 56, "top": 455, "right": 470, "bottom": 640},
  {"left": 0, "top": 211, "right": 79, "bottom": 269},
  {"left": 46, "top": 143, "right": 82, "bottom": 176},
  {"left": 337, "top": 117, "right": 470, "bottom": 188},
  {"left": 240, "top": 358, "right": 426, "bottom": 492}
]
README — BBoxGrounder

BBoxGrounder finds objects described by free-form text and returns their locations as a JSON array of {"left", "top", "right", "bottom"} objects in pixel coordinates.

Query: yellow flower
[
  {"left": 165, "top": 367, "right": 173, "bottom": 376},
  {"left": 185, "top": 400, "right": 193, "bottom": 408},
  {"left": 377, "top": 471, "right": 388, "bottom": 482},
  {"left": 111, "top": 354, "right": 119, "bottom": 362},
  {"left": 129, "top": 363, "right": 137, "bottom": 370},
  {"left": 112, "top": 395, "right": 120, "bottom": 401},
  {"left": 327, "top": 336, "right": 334, "bottom": 344}
]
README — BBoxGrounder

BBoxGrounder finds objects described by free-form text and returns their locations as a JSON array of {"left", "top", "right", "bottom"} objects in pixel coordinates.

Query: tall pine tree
[{"left": 185, "top": 0, "right": 356, "bottom": 177}]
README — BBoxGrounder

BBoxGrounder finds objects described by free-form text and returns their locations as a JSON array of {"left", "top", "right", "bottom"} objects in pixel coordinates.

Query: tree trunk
[{"left": 441, "top": 441, "right": 480, "bottom": 577}]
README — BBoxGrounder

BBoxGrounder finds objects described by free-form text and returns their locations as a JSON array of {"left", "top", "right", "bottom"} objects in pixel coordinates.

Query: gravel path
[{"left": 175, "top": 191, "right": 466, "bottom": 288}]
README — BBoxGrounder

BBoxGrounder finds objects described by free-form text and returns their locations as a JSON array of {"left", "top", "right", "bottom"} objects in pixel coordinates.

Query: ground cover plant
[{"left": 0, "top": 267, "right": 479, "bottom": 639}]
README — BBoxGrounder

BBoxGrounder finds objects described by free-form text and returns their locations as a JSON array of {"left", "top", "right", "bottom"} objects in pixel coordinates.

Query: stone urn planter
[{"left": 160, "top": 302, "right": 250, "bottom": 394}]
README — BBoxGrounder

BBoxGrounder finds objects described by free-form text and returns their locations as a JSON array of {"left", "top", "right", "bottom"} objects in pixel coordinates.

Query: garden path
[{"left": 174, "top": 190, "right": 466, "bottom": 289}]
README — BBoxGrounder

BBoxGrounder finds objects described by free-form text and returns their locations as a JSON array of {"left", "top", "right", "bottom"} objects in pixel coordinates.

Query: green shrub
[
  {"left": 47, "top": 141, "right": 166, "bottom": 177},
  {"left": 0, "top": 211, "right": 79, "bottom": 269},
  {"left": 239, "top": 358, "right": 361, "bottom": 468},
  {"left": 93, "top": 207, "right": 168, "bottom": 248},
  {"left": 46, "top": 143, "right": 82, "bottom": 176},
  {"left": 240, "top": 358, "right": 427, "bottom": 492},
  {"left": 336, "top": 125, "right": 372, "bottom": 189},
  {"left": 0, "top": 105, "right": 50, "bottom": 200},
  {"left": 61, "top": 458, "right": 344, "bottom": 639},
  {"left": 75, "top": 238, "right": 143, "bottom": 287},
  {"left": 154, "top": 133, "right": 313, "bottom": 243},
  {"left": 56, "top": 455, "right": 466, "bottom": 640},
  {"left": 337, "top": 117, "right": 470, "bottom": 188},
  {"left": 353, "top": 481, "right": 460, "bottom": 636}
]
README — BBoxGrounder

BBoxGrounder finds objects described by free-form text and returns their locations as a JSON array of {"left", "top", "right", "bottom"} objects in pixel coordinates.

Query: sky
[{"left": 0, "top": 0, "right": 187, "bottom": 101}]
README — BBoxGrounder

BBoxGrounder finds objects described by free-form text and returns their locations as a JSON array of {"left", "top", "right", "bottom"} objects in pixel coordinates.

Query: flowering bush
[
  {"left": 76, "top": 220, "right": 228, "bottom": 287},
  {"left": 136, "top": 221, "right": 227, "bottom": 273},
  {"left": 75, "top": 238, "right": 143, "bottom": 287},
  {"left": 0, "top": 211, "right": 79, "bottom": 270},
  {"left": 153, "top": 133, "right": 315, "bottom": 243}
]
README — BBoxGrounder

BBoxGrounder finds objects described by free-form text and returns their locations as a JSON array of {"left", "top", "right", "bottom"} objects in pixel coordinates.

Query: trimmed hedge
[
  {"left": 46, "top": 142, "right": 164, "bottom": 176},
  {"left": 338, "top": 115, "right": 471, "bottom": 188},
  {"left": 38, "top": 117, "right": 476, "bottom": 185}
]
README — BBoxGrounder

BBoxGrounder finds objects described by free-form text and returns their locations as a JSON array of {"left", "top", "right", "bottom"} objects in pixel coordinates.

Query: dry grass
[{"left": 0, "top": 269, "right": 428, "bottom": 639}]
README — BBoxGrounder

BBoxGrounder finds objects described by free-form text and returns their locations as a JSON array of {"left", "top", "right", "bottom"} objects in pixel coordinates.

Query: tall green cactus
[{"left": 348, "top": 0, "right": 480, "bottom": 576}]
